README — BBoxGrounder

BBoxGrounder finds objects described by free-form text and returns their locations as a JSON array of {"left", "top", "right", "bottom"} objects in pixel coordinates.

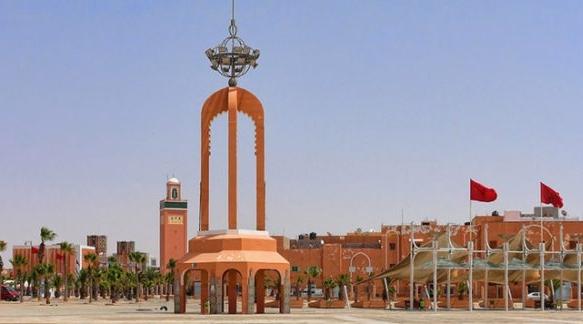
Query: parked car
[
  {"left": 301, "top": 287, "right": 323, "bottom": 297},
  {"left": 527, "top": 292, "right": 548, "bottom": 301},
  {"left": 0, "top": 285, "right": 19, "bottom": 301}
]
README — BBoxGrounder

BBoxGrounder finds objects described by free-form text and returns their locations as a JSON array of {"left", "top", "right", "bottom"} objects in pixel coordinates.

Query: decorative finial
[{"left": 205, "top": 0, "right": 260, "bottom": 87}]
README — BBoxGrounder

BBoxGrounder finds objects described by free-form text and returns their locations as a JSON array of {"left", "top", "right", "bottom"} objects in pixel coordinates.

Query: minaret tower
[{"left": 160, "top": 177, "right": 187, "bottom": 274}]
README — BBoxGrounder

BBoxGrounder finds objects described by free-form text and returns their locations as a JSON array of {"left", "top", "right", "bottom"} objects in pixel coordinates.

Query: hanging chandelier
[{"left": 205, "top": 0, "right": 260, "bottom": 87}]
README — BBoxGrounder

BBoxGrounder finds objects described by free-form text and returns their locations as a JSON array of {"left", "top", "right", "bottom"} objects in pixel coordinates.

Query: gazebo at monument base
[{"left": 175, "top": 230, "right": 290, "bottom": 314}]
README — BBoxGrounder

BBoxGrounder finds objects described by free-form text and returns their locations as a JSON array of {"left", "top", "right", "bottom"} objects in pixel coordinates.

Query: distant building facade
[
  {"left": 12, "top": 243, "right": 95, "bottom": 274},
  {"left": 274, "top": 207, "right": 583, "bottom": 300},
  {"left": 86, "top": 235, "right": 107, "bottom": 256},
  {"left": 115, "top": 240, "right": 135, "bottom": 269}
]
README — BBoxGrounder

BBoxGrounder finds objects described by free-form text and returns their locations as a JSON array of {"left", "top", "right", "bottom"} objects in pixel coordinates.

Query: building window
[
  {"left": 172, "top": 188, "right": 178, "bottom": 199},
  {"left": 489, "top": 241, "right": 498, "bottom": 248},
  {"left": 389, "top": 243, "right": 396, "bottom": 250},
  {"left": 291, "top": 265, "right": 300, "bottom": 272}
]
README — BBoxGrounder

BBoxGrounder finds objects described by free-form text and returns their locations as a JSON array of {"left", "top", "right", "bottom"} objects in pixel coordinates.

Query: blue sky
[{"left": 1, "top": 1, "right": 582, "bottom": 263}]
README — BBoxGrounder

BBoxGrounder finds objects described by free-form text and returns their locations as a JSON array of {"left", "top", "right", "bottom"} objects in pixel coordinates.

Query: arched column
[
  {"left": 173, "top": 277, "right": 184, "bottom": 313},
  {"left": 209, "top": 274, "right": 222, "bottom": 314},
  {"left": 255, "top": 269, "right": 265, "bottom": 313},
  {"left": 255, "top": 118, "right": 265, "bottom": 230},
  {"left": 227, "top": 87, "right": 238, "bottom": 229},
  {"left": 227, "top": 270, "right": 238, "bottom": 314},
  {"left": 280, "top": 269, "right": 291, "bottom": 314},
  {"left": 201, "top": 270, "right": 209, "bottom": 314},
  {"left": 247, "top": 270, "right": 256, "bottom": 314},
  {"left": 199, "top": 88, "right": 228, "bottom": 231}
]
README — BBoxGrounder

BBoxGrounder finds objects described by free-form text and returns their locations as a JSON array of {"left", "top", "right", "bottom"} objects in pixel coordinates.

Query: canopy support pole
[
  {"left": 468, "top": 241, "right": 473, "bottom": 312},
  {"left": 484, "top": 269, "right": 489, "bottom": 309},
  {"left": 383, "top": 277, "right": 390, "bottom": 310},
  {"left": 577, "top": 243, "right": 581, "bottom": 312},
  {"left": 447, "top": 269, "right": 451, "bottom": 310},
  {"left": 432, "top": 240, "right": 438, "bottom": 312},
  {"left": 540, "top": 242, "right": 545, "bottom": 311},
  {"left": 559, "top": 224, "right": 564, "bottom": 310},
  {"left": 521, "top": 225, "right": 526, "bottom": 310},
  {"left": 484, "top": 223, "right": 489, "bottom": 310},
  {"left": 409, "top": 223, "right": 415, "bottom": 311},
  {"left": 504, "top": 242, "right": 509, "bottom": 312}
]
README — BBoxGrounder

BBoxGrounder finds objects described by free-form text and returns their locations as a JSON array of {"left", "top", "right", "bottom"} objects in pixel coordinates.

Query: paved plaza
[{"left": 1, "top": 300, "right": 582, "bottom": 323}]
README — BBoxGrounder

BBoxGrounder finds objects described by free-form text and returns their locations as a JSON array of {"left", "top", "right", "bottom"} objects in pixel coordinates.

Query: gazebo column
[
  {"left": 174, "top": 277, "right": 186, "bottom": 314},
  {"left": 209, "top": 275, "right": 223, "bottom": 314},
  {"left": 240, "top": 274, "right": 249, "bottom": 314},
  {"left": 256, "top": 270, "right": 265, "bottom": 313},
  {"left": 201, "top": 271, "right": 209, "bottom": 314},
  {"left": 247, "top": 271, "right": 255, "bottom": 314},
  {"left": 280, "top": 270, "right": 290, "bottom": 314},
  {"left": 228, "top": 270, "right": 238, "bottom": 314}
]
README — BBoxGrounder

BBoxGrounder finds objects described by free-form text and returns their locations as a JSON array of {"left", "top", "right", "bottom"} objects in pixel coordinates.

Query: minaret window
[{"left": 172, "top": 188, "right": 178, "bottom": 199}]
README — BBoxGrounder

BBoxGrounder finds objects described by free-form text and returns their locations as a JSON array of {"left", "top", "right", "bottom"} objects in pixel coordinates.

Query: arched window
[{"left": 171, "top": 188, "right": 178, "bottom": 199}]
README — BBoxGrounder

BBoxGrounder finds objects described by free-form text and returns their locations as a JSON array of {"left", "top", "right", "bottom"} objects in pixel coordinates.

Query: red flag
[
  {"left": 540, "top": 182, "right": 563, "bottom": 208},
  {"left": 31, "top": 247, "right": 39, "bottom": 254},
  {"left": 470, "top": 179, "right": 497, "bottom": 202}
]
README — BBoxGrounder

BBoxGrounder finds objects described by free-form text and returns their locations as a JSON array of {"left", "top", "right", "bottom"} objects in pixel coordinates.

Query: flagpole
[
  {"left": 469, "top": 199, "right": 473, "bottom": 244},
  {"left": 539, "top": 182, "right": 543, "bottom": 243},
  {"left": 540, "top": 201, "right": 544, "bottom": 244}
]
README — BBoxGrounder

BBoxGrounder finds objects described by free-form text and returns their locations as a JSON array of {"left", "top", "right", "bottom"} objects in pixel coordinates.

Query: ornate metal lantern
[{"left": 205, "top": 2, "right": 260, "bottom": 87}]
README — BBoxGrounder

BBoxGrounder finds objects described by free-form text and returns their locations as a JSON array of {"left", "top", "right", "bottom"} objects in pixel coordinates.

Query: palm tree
[
  {"left": 30, "top": 265, "right": 41, "bottom": 300},
  {"left": 294, "top": 274, "right": 305, "bottom": 300},
  {"left": 124, "top": 271, "right": 137, "bottom": 300},
  {"left": 336, "top": 273, "right": 350, "bottom": 302},
  {"left": 106, "top": 263, "right": 123, "bottom": 303},
  {"left": 323, "top": 277, "right": 337, "bottom": 301},
  {"left": 97, "top": 268, "right": 109, "bottom": 299},
  {"left": 58, "top": 241, "right": 74, "bottom": 302},
  {"left": 129, "top": 252, "right": 146, "bottom": 302},
  {"left": 10, "top": 255, "right": 28, "bottom": 303},
  {"left": 305, "top": 266, "right": 321, "bottom": 301},
  {"left": 143, "top": 267, "right": 157, "bottom": 300},
  {"left": 77, "top": 269, "right": 88, "bottom": 299},
  {"left": 84, "top": 253, "right": 98, "bottom": 303},
  {"left": 38, "top": 227, "right": 57, "bottom": 264},
  {"left": 354, "top": 275, "right": 364, "bottom": 302},
  {"left": 37, "top": 263, "right": 54, "bottom": 304},
  {"left": 66, "top": 273, "right": 75, "bottom": 299},
  {"left": 52, "top": 274, "right": 63, "bottom": 299},
  {"left": 166, "top": 258, "right": 177, "bottom": 301},
  {"left": 0, "top": 240, "right": 6, "bottom": 287}
]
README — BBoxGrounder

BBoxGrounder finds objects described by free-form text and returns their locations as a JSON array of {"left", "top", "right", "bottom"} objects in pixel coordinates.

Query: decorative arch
[{"left": 199, "top": 87, "right": 265, "bottom": 231}]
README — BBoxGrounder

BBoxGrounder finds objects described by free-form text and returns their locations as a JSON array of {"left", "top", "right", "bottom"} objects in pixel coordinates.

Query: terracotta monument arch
[
  {"left": 174, "top": 86, "right": 291, "bottom": 315},
  {"left": 199, "top": 86, "right": 265, "bottom": 231}
]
